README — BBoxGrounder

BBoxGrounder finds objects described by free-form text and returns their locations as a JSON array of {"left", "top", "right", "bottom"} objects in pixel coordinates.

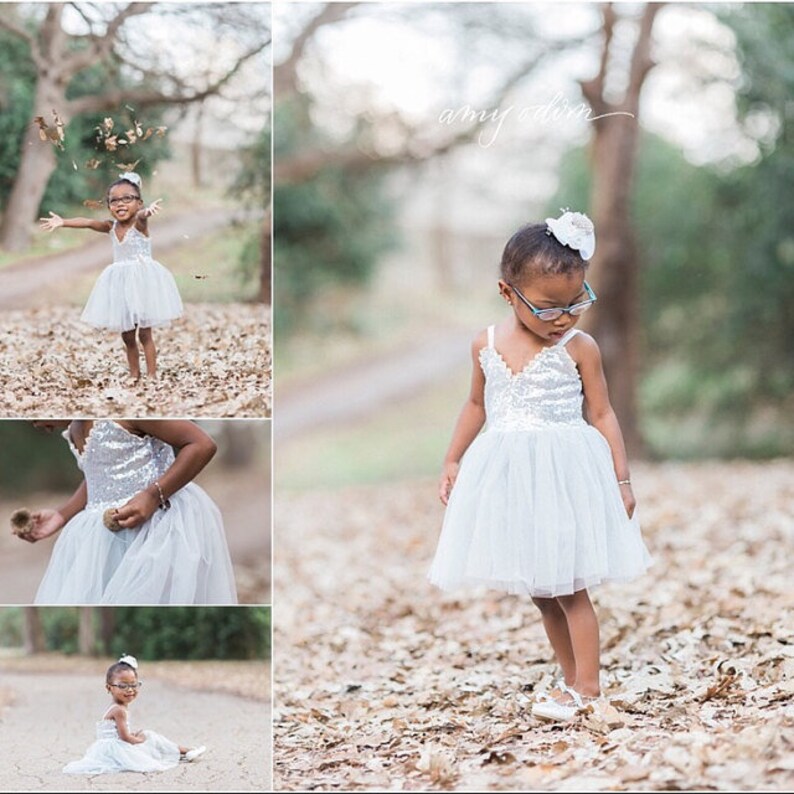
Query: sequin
[
  {"left": 63, "top": 421, "right": 174, "bottom": 512},
  {"left": 478, "top": 341, "right": 587, "bottom": 432}
]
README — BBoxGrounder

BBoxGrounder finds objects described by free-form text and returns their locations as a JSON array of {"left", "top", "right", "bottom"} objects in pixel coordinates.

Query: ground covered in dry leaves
[
  {"left": 0, "top": 304, "right": 271, "bottom": 417},
  {"left": 274, "top": 461, "right": 794, "bottom": 791}
]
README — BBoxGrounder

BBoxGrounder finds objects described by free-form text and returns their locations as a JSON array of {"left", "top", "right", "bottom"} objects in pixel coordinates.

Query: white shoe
[
  {"left": 534, "top": 676, "right": 567, "bottom": 704},
  {"left": 531, "top": 686, "right": 597, "bottom": 723},
  {"left": 184, "top": 746, "right": 206, "bottom": 762}
]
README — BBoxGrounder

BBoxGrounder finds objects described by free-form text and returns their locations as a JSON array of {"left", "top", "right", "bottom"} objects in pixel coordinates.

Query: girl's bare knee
[
  {"left": 532, "top": 596, "right": 560, "bottom": 614},
  {"left": 138, "top": 327, "right": 152, "bottom": 342},
  {"left": 121, "top": 331, "right": 137, "bottom": 349}
]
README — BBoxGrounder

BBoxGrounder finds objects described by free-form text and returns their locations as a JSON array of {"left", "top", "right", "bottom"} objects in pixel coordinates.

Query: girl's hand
[
  {"left": 18, "top": 510, "right": 66, "bottom": 543},
  {"left": 113, "top": 489, "right": 159, "bottom": 529},
  {"left": 619, "top": 482, "right": 636, "bottom": 518},
  {"left": 39, "top": 212, "right": 63, "bottom": 232},
  {"left": 139, "top": 199, "right": 163, "bottom": 220},
  {"left": 439, "top": 461, "right": 460, "bottom": 506}
]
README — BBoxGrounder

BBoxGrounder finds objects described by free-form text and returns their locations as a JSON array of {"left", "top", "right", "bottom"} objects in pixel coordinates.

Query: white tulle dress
[
  {"left": 34, "top": 421, "right": 238, "bottom": 605},
  {"left": 63, "top": 711, "right": 180, "bottom": 775},
  {"left": 81, "top": 222, "right": 183, "bottom": 332},
  {"left": 428, "top": 326, "right": 652, "bottom": 597}
]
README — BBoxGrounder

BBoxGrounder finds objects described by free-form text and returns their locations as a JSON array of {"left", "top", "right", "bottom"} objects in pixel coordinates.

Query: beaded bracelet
[{"left": 153, "top": 481, "right": 171, "bottom": 511}]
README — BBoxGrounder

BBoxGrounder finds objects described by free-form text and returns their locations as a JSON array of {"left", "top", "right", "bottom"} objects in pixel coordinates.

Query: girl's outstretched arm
[
  {"left": 38, "top": 212, "right": 112, "bottom": 233},
  {"left": 570, "top": 333, "right": 636, "bottom": 518},
  {"left": 439, "top": 330, "right": 488, "bottom": 505},
  {"left": 134, "top": 198, "right": 162, "bottom": 236},
  {"left": 112, "top": 420, "right": 217, "bottom": 529},
  {"left": 19, "top": 481, "right": 88, "bottom": 544}
]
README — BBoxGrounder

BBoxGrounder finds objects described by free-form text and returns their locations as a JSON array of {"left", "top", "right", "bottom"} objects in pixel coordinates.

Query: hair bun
[
  {"left": 118, "top": 653, "right": 138, "bottom": 669},
  {"left": 120, "top": 172, "right": 142, "bottom": 188}
]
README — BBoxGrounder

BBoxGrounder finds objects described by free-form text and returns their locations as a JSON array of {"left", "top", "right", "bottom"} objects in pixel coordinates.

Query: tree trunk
[
  {"left": 99, "top": 609, "right": 116, "bottom": 655},
  {"left": 586, "top": 119, "right": 644, "bottom": 457},
  {"left": 22, "top": 607, "right": 45, "bottom": 654},
  {"left": 78, "top": 608, "right": 96, "bottom": 656},
  {"left": 191, "top": 102, "right": 206, "bottom": 189},
  {"left": 0, "top": 79, "right": 63, "bottom": 251}
]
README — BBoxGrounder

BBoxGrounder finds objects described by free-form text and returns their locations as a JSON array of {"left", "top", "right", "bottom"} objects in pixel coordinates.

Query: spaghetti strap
[
  {"left": 487, "top": 325, "right": 495, "bottom": 349},
  {"left": 556, "top": 328, "right": 581, "bottom": 346}
]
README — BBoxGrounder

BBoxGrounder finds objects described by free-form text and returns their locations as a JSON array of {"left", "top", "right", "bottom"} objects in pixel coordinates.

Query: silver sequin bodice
[
  {"left": 479, "top": 328, "right": 587, "bottom": 432},
  {"left": 63, "top": 421, "right": 174, "bottom": 510},
  {"left": 111, "top": 223, "right": 153, "bottom": 265}
]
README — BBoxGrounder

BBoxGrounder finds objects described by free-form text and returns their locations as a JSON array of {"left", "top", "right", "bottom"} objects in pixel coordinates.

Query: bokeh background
[
  {"left": 273, "top": 5, "right": 794, "bottom": 790},
  {"left": 0, "top": 419, "right": 271, "bottom": 604},
  {"left": 275, "top": 1, "right": 794, "bottom": 484},
  {"left": 0, "top": 606, "right": 271, "bottom": 791}
]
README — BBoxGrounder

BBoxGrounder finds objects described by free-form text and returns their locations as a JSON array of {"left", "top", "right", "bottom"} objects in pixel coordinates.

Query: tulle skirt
[
  {"left": 63, "top": 730, "right": 180, "bottom": 774},
  {"left": 35, "top": 483, "right": 238, "bottom": 605},
  {"left": 81, "top": 258, "right": 183, "bottom": 332},
  {"left": 428, "top": 425, "right": 653, "bottom": 597}
]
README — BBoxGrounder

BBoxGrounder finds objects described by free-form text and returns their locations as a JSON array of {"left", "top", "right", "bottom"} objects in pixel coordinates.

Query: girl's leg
[
  {"left": 556, "top": 589, "right": 601, "bottom": 697},
  {"left": 138, "top": 327, "right": 157, "bottom": 377},
  {"left": 531, "top": 596, "right": 577, "bottom": 687},
  {"left": 121, "top": 330, "right": 140, "bottom": 380}
]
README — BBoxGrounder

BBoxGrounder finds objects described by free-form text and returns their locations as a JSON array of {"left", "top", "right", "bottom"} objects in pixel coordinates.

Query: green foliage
[
  {"left": 553, "top": 120, "right": 794, "bottom": 456},
  {"left": 274, "top": 96, "right": 397, "bottom": 334},
  {"left": 110, "top": 607, "right": 270, "bottom": 660},
  {"left": 0, "top": 608, "right": 23, "bottom": 647},
  {"left": 0, "top": 23, "right": 170, "bottom": 216},
  {"left": 0, "top": 422, "right": 82, "bottom": 495}
]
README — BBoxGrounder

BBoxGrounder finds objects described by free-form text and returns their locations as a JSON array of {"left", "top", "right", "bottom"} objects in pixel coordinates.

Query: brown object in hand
[
  {"left": 103, "top": 508, "right": 123, "bottom": 531},
  {"left": 10, "top": 508, "right": 34, "bottom": 537}
]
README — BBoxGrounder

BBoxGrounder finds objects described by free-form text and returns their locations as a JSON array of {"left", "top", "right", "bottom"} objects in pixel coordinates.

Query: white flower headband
[
  {"left": 545, "top": 208, "right": 596, "bottom": 261},
  {"left": 120, "top": 172, "right": 142, "bottom": 188},
  {"left": 118, "top": 654, "right": 138, "bottom": 670}
]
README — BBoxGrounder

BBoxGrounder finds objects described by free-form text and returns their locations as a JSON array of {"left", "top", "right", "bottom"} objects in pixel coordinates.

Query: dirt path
[
  {"left": 275, "top": 329, "right": 470, "bottom": 442},
  {"left": 0, "top": 671, "right": 270, "bottom": 792},
  {"left": 0, "top": 208, "right": 240, "bottom": 311},
  {"left": 274, "top": 461, "right": 794, "bottom": 791}
]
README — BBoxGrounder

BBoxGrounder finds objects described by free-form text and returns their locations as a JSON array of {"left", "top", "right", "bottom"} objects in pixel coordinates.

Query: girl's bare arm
[
  {"left": 108, "top": 707, "right": 146, "bottom": 744},
  {"left": 570, "top": 333, "right": 636, "bottom": 516},
  {"left": 39, "top": 212, "right": 111, "bottom": 233},
  {"left": 112, "top": 421, "right": 217, "bottom": 528},
  {"left": 439, "top": 331, "right": 488, "bottom": 504}
]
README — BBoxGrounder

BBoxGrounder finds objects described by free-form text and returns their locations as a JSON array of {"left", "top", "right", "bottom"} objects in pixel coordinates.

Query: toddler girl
[
  {"left": 20, "top": 419, "right": 237, "bottom": 605},
  {"left": 429, "top": 210, "right": 652, "bottom": 721},
  {"left": 40, "top": 172, "right": 183, "bottom": 381},
  {"left": 64, "top": 655, "right": 205, "bottom": 774}
]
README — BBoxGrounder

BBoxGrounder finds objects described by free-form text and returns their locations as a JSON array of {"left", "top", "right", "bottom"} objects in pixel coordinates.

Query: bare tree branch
[
  {"left": 274, "top": 2, "right": 358, "bottom": 97},
  {"left": 0, "top": 8, "right": 42, "bottom": 68},
  {"left": 624, "top": 3, "right": 664, "bottom": 112},
  {"left": 62, "top": 2, "right": 152, "bottom": 76},
  {"left": 580, "top": 2, "right": 616, "bottom": 116}
]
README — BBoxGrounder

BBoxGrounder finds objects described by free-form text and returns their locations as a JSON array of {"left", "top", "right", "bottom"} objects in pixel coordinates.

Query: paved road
[
  {"left": 0, "top": 672, "right": 270, "bottom": 792},
  {"left": 0, "top": 208, "right": 240, "bottom": 310}
]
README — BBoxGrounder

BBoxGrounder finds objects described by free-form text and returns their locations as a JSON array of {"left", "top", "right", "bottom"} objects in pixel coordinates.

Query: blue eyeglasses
[{"left": 509, "top": 281, "right": 597, "bottom": 321}]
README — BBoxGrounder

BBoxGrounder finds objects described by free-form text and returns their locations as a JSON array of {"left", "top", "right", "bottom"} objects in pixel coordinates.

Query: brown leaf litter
[{"left": 274, "top": 461, "right": 794, "bottom": 790}]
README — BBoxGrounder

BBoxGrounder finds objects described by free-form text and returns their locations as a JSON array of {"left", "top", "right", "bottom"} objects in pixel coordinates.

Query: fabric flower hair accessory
[
  {"left": 545, "top": 208, "right": 596, "bottom": 261},
  {"left": 118, "top": 654, "right": 138, "bottom": 670}
]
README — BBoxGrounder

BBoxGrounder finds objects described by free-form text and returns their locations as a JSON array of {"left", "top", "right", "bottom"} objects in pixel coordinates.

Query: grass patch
[{"left": 276, "top": 368, "right": 470, "bottom": 491}]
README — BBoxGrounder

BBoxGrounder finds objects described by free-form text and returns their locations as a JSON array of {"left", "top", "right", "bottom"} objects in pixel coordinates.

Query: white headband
[
  {"left": 118, "top": 654, "right": 138, "bottom": 670},
  {"left": 545, "top": 209, "right": 596, "bottom": 261}
]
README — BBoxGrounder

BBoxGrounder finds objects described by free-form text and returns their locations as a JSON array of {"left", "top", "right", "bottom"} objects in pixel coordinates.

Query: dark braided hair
[{"left": 500, "top": 223, "right": 588, "bottom": 283}]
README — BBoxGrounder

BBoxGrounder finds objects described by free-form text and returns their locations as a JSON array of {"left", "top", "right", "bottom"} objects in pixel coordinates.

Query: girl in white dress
[
  {"left": 429, "top": 210, "right": 652, "bottom": 721},
  {"left": 20, "top": 419, "right": 237, "bottom": 605},
  {"left": 64, "top": 654, "right": 205, "bottom": 775},
  {"left": 39, "top": 172, "right": 183, "bottom": 381}
]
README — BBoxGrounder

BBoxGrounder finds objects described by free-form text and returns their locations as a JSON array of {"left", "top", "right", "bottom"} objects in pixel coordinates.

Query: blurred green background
[{"left": 274, "top": 3, "right": 794, "bottom": 491}]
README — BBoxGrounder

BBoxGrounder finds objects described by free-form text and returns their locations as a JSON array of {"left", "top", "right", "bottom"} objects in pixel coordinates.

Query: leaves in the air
[
  {"left": 85, "top": 158, "right": 102, "bottom": 170},
  {"left": 274, "top": 463, "right": 794, "bottom": 790},
  {"left": 82, "top": 199, "right": 105, "bottom": 209},
  {"left": 115, "top": 159, "right": 141, "bottom": 172},
  {"left": 33, "top": 110, "right": 65, "bottom": 150},
  {"left": 0, "top": 304, "right": 271, "bottom": 417}
]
